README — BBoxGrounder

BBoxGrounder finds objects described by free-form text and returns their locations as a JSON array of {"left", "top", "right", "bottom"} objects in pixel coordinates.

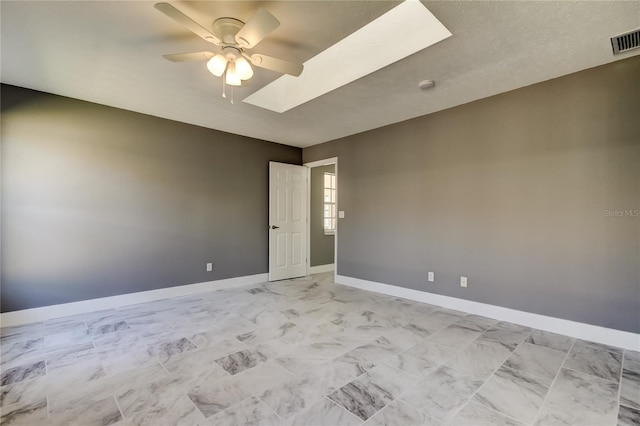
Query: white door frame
[{"left": 303, "top": 157, "right": 338, "bottom": 280}]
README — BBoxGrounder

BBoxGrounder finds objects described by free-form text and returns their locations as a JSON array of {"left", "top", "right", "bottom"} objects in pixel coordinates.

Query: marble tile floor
[{"left": 1, "top": 272, "right": 638, "bottom": 426}]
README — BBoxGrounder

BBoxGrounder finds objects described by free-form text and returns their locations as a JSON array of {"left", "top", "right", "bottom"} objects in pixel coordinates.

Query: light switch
[{"left": 338, "top": 211, "right": 345, "bottom": 219}]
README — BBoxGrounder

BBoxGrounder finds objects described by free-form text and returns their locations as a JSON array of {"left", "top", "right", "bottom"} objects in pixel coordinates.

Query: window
[{"left": 323, "top": 172, "right": 336, "bottom": 235}]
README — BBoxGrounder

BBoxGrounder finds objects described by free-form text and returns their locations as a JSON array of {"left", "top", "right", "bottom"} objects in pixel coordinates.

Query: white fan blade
[
  {"left": 163, "top": 51, "right": 215, "bottom": 62},
  {"left": 235, "top": 8, "right": 280, "bottom": 49},
  {"left": 155, "top": 2, "right": 221, "bottom": 45},
  {"left": 248, "top": 54, "right": 303, "bottom": 77}
]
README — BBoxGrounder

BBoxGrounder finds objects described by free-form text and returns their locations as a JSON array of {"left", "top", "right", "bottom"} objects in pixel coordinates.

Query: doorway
[{"left": 304, "top": 157, "right": 338, "bottom": 278}]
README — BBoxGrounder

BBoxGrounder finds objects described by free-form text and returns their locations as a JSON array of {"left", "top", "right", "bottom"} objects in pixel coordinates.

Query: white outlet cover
[
  {"left": 428, "top": 272, "right": 434, "bottom": 282},
  {"left": 206, "top": 263, "right": 213, "bottom": 272},
  {"left": 460, "top": 276, "right": 468, "bottom": 288},
  {"left": 338, "top": 211, "right": 345, "bottom": 219}
]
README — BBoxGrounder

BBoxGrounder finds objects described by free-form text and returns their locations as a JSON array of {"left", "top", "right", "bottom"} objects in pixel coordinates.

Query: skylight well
[{"left": 243, "top": 0, "right": 452, "bottom": 113}]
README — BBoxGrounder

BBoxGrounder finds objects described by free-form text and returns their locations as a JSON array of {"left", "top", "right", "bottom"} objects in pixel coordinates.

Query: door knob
[{"left": 270, "top": 225, "right": 280, "bottom": 229}]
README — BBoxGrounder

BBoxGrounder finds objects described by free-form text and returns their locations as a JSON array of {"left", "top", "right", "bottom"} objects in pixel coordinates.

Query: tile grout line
[
  {"left": 256, "top": 395, "right": 286, "bottom": 422},
  {"left": 613, "top": 348, "right": 626, "bottom": 423},
  {"left": 464, "top": 399, "right": 529, "bottom": 426},
  {"left": 559, "top": 364, "right": 622, "bottom": 384},
  {"left": 46, "top": 394, "right": 51, "bottom": 422},
  {"left": 157, "top": 356, "right": 172, "bottom": 376},
  {"left": 112, "top": 395, "right": 126, "bottom": 423},
  {"left": 493, "top": 332, "right": 570, "bottom": 385},
  {"left": 392, "top": 351, "right": 472, "bottom": 421},
  {"left": 183, "top": 389, "right": 208, "bottom": 422},
  {"left": 324, "top": 395, "right": 367, "bottom": 424},
  {"left": 529, "top": 338, "right": 577, "bottom": 425},
  {"left": 359, "top": 320, "right": 490, "bottom": 421},
  {"left": 442, "top": 327, "right": 535, "bottom": 425}
]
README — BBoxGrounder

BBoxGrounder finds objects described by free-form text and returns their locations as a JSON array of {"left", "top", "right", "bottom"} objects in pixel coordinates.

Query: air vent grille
[{"left": 611, "top": 29, "right": 640, "bottom": 55}]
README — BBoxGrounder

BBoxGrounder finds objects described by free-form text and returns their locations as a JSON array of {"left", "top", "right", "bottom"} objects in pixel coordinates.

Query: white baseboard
[
  {"left": 336, "top": 275, "right": 640, "bottom": 351},
  {"left": 0, "top": 273, "right": 268, "bottom": 328},
  {"left": 310, "top": 263, "right": 335, "bottom": 274}
]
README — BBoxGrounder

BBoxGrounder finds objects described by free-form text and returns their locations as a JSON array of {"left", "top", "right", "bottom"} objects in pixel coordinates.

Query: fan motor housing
[{"left": 213, "top": 17, "right": 244, "bottom": 45}]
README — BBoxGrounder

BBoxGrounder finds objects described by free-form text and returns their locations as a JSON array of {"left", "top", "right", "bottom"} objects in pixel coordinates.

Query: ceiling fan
[{"left": 155, "top": 2, "right": 304, "bottom": 100}]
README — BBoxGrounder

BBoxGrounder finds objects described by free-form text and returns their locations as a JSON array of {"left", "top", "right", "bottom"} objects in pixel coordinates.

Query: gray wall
[
  {"left": 1, "top": 84, "right": 301, "bottom": 312},
  {"left": 304, "top": 56, "right": 640, "bottom": 333},
  {"left": 310, "top": 164, "right": 335, "bottom": 267}
]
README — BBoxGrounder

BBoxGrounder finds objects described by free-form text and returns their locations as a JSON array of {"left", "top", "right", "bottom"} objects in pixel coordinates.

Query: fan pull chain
[{"left": 222, "top": 70, "right": 227, "bottom": 98}]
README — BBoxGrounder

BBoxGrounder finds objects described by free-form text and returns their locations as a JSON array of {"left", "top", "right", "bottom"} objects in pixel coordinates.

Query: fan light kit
[
  {"left": 155, "top": 3, "right": 304, "bottom": 103},
  {"left": 206, "top": 47, "right": 253, "bottom": 85}
]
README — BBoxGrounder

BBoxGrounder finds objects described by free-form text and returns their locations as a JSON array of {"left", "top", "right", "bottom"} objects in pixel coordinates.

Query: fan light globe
[
  {"left": 207, "top": 55, "right": 227, "bottom": 77},
  {"left": 225, "top": 62, "right": 242, "bottom": 86},
  {"left": 235, "top": 57, "right": 254, "bottom": 80}
]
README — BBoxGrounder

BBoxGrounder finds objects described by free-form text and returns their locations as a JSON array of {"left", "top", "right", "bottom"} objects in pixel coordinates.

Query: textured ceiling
[{"left": 2, "top": 1, "right": 639, "bottom": 148}]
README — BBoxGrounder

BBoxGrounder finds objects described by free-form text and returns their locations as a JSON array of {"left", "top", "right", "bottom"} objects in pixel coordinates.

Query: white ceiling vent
[{"left": 611, "top": 29, "right": 640, "bottom": 55}]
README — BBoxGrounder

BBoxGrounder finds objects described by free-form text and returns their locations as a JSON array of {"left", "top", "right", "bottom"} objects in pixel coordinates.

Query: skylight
[{"left": 243, "top": 0, "right": 452, "bottom": 113}]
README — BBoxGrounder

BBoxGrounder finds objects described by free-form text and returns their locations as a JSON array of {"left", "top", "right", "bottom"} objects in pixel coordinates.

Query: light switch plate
[
  {"left": 338, "top": 211, "right": 345, "bottom": 219},
  {"left": 460, "top": 276, "right": 467, "bottom": 288}
]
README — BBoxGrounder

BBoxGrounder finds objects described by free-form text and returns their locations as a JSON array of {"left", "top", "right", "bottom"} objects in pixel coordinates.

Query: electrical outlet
[
  {"left": 460, "top": 276, "right": 468, "bottom": 288},
  {"left": 428, "top": 272, "right": 435, "bottom": 282},
  {"left": 206, "top": 263, "right": 213, "bottom": 272}
]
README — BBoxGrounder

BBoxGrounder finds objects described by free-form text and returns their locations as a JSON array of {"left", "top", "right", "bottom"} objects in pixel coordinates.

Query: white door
[{"left": 269, "top": 162, "right": 308, "bottom": 281}]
